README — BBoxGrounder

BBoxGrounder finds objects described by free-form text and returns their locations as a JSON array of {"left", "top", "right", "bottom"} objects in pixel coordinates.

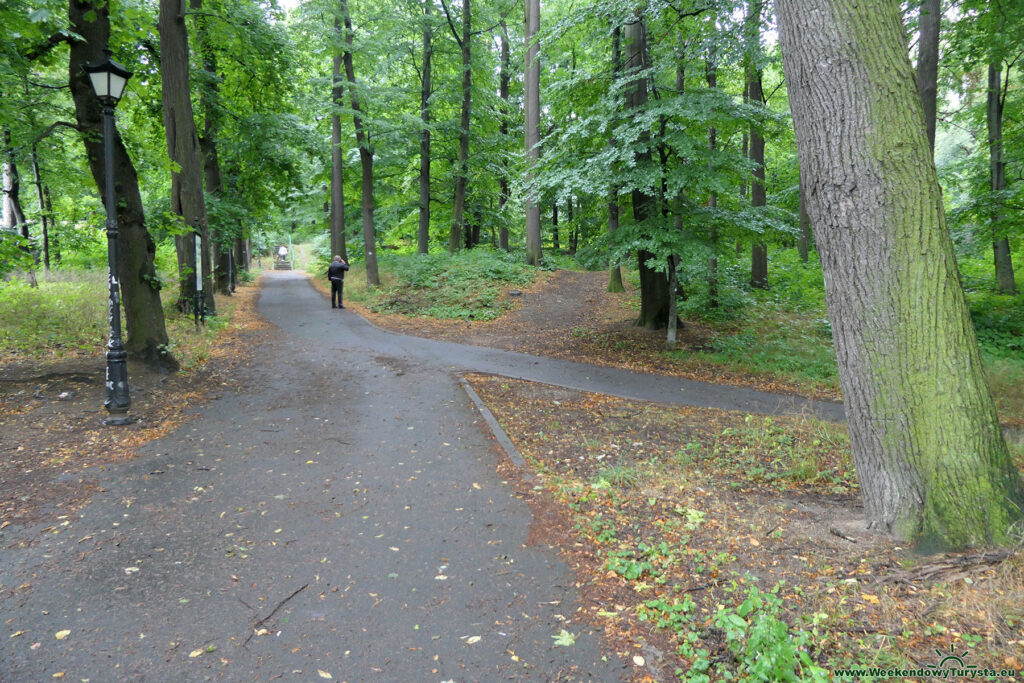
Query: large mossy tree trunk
[
  {"left": 330, "top": 16, "right": 348, "bottom": 261},
  {"left": 777, "top": 0, "right": 1024, "bottom": 550},
  {"left": 160, "top": 0, "right": 214, "bottom": 315},
  {"left": 340, "top": 0, "right": 378, "bottom": 286},
  {"left": 69, "top": 0, "right": 177, "bottom": 370},
  {"left": 524, "top": 0, "right": 542, "bottom": 265},
  {"left": 625, "top": 19, "right": 668, "bottom": 329}
]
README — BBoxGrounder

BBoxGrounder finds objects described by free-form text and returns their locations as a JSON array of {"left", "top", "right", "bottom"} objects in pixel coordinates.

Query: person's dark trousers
[{"left": 331, "top": 280, "right": 344, "bottom": 308}]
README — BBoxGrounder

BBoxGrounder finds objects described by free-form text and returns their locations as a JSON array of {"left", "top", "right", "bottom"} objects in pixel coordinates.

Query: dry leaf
[
  {"left": 54, "top": 630, "right": 70, "bottom": 640},
  {"left": 317, "top": 670, "right": 333, "bottom": 679},
  {"left": 466, "top": 636, "right": 481, "bottom": 644},
  {"left": 189, "top": 649, "right": 203, "bottom": 658}
]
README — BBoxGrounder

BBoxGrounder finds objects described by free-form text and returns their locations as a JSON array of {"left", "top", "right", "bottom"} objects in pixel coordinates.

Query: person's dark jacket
[{"left": 328, "top": 261, "right": 349, "bottom": 281}]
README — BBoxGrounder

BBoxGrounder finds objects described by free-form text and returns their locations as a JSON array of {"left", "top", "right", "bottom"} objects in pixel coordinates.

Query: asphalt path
[{"left": 0, "top": 272, "right": 845, "bottom": 682}]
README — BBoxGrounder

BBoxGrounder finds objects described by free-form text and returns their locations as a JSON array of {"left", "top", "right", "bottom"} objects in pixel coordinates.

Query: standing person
[{"left": 327, "top": 255, "right": 350, "bottom": 309}]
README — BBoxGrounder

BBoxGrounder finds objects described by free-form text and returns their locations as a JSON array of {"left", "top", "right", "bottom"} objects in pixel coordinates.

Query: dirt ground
[{"left": 0, "top": 285, "right": 272, "bottom": 527}]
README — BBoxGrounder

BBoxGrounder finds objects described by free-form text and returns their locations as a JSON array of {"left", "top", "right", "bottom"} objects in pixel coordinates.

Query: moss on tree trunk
[{"left": 777, "top": 0, "right": 1024, "bottom": 550}]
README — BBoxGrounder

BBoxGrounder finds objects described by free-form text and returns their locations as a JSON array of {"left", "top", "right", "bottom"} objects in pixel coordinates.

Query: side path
[
  {"left": 299, "top": 273, "right": 845, "bottom": 423},
  {"left": 0, "top": 274, "right": 631, "bottom": 681}
]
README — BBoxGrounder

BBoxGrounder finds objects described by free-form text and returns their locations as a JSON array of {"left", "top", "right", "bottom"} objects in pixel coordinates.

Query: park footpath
[{"left": 0, "top": 271, "right": 842, "bottom": 682}]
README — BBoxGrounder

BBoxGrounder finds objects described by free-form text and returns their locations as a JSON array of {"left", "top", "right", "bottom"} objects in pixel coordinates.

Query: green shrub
[
  {"left": 0, "top": 273, "right": 108, "bottom": 356},
  {"left": 365, "top": 248, "right": 537, "bottom": 321}
]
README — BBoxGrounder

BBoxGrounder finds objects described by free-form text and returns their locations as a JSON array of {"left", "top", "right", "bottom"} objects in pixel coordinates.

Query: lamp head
[{"left": 83, "top": 49, "right": 133, "bottom": 106}]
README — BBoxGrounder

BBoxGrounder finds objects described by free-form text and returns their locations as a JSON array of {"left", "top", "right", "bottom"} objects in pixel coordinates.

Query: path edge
[{"left": 458, "top": 375, "right": 528, "bottom": 470}]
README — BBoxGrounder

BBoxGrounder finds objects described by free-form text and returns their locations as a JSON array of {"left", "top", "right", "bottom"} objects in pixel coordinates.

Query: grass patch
[
  {"left": 0, "top": 268, "right": 246, "bottom": 368},
  {"left": 326, "top": 249, "right": 537, "bottom": 321},
  {"left": 0, "top": 272, "right": 109, "bottom": 359},
  {"left": 683, "top": 311, "right": 840, "bottom": 395}
]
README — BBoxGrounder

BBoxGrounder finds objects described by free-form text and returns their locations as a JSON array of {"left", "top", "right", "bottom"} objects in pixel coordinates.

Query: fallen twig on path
[{"left": 243, "top": 583, "right": 308, "bottom": 647}]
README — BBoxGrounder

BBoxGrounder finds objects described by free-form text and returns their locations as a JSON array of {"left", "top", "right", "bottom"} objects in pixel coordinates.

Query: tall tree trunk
[
  {"left": 987, "top": 62, "right": 1018, "bottom": 295},
  {"left": 498, "top": 20, "right": 510, "bottom": 252},
  {"left": 192, "top": 0, "right": 230, "bottom": 295},
  {"left": 30, "top": 145, "right": 50, "bottom": 272},
  {"left": 567, "top": 196, "right": 577, "bottom": 255},
  {"left": 340, "top": 0, "right": 378, "bottom": 285},
  {"left": 160, "top": 0, "right": 215, "bottom": 314},
  {"left": 797, "top": 170, "right": 810, "bottom": 262},
  {"left": 777, "top": 0, "right": 1024, "bottom": 549},
  {"left": 417, "top": 1, "right": 432, "bottom": 255},
  {"left": 607, "top": 24, "right": 624, "bottom": 293},
  {"left": 746, "top": 0, "right": 768, "bottom": 290},
  {"left": 666, "top": 256, "right": 678, "bottom": 349},
  {"left": 448, "top": 0, "right": 472, "bottom": 253},
  {"left": 44, "top": 185, "right": 58, "bottom": 264},
  {"left": 706, "top": 56, "right": 719, "bottom": 304},
  {"left": 331, "top": 15, "right": 348, "bottom": 261},
  {"left": 69, "top": 0, "right": 176, "bottom": 370},
  {"left": 2, "top": 130, "right": 27, "bottom": 238},
  {"left": 524, "top": 0, "right": 542, "bottom": 265},
  {"left": 916, "top": 0, "right": 940, "bottom": 152},
  {"left": 551, "top": 199, "right": 559, "bottom": 250},
  {"left": 626, "top": 19, "right": 668, "bottom": 329}
]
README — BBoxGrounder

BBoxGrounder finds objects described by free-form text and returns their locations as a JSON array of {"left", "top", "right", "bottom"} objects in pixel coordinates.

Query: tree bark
[
  {"left": 567, "top": 195, "right": 577, "bottom": 255},
  {"left": 777, "top": 0, "right": 1024, "bottom": 549},
  {"left": 626, "top": 19, "right": 668, "bottom": 329},
  {"left": 44, "top": 185, "right": 58, "bottom": 264},
  {"left": 160, "top": 0, "right": 215, "bottom": 314},
  {"left": 524, "top": 0, "right": 542, "bottom": 265},
  {"left": 746, "top": 0, "right": 768, "bottom": 290},
  {"left": 191, "top": 0, "right": 231, "bottom": 295},
  {"left": 607, "top": 24, "right": 624, "bottom": 293},
  {"left": 551, "top": 200, "right": 559, "bottom": 250},
  {"left": 340, "top": 0, "right": 379, "bottom": 285},
  {"left": 30, "top": 145, "right": 50, "bottom": 272},
  {"left": 916, "top": 0, "right": 940, "bottom": 152},
  {"left": 987, "top": 62, "right": 1018, "bottom": 295},
  {"left": 331, "top": 15, "right": 348, "bottom": 261},
  {"left": 69, "top": 0, "right": 176, "bottom": 370},
  {"left": 797, "top": 170, "right": 810, "bottom": 262},
  {"left": 498, "top": 20, "right": 510, "bottom": 252},
  {"left": 417, "top": 1, "right": 432, "bottom": 255},
  {"left": 666, "top": 256, "right": 678, "bottom": 349},
  {"left": 2, "top": 130, "right": 28, "bottom": 238},
  {"left": 448, "top": 0, "right": 472, "bottom": 253},
  {"left": 706, "top": 56, "right": 719, "bottom": 304}
]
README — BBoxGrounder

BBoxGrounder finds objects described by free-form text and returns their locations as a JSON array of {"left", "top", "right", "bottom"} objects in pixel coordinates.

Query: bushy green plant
[
  {"left": 713, "top": 585, "right": 829, "bottom": 682},
  {"left": 366, "top": 248, "right": 537, "bottom": 321}
]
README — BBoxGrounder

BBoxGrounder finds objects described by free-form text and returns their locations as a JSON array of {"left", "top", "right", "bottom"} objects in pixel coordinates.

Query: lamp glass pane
[
  {"left": 88, "top": 71, "right": 110, "bottom": 98},
  {"left": 108, "top": 72, "right": 128, "bottom": 101}
]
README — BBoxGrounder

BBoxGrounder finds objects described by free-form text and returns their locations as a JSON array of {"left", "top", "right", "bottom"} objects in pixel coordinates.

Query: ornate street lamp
[{"left": 84, "top": 50, "right": 133, "bottom": 426}]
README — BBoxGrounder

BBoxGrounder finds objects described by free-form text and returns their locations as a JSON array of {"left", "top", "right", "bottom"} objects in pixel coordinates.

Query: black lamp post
[{"left": 84, "top": 50, "right": 133, "bottom": 426}]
